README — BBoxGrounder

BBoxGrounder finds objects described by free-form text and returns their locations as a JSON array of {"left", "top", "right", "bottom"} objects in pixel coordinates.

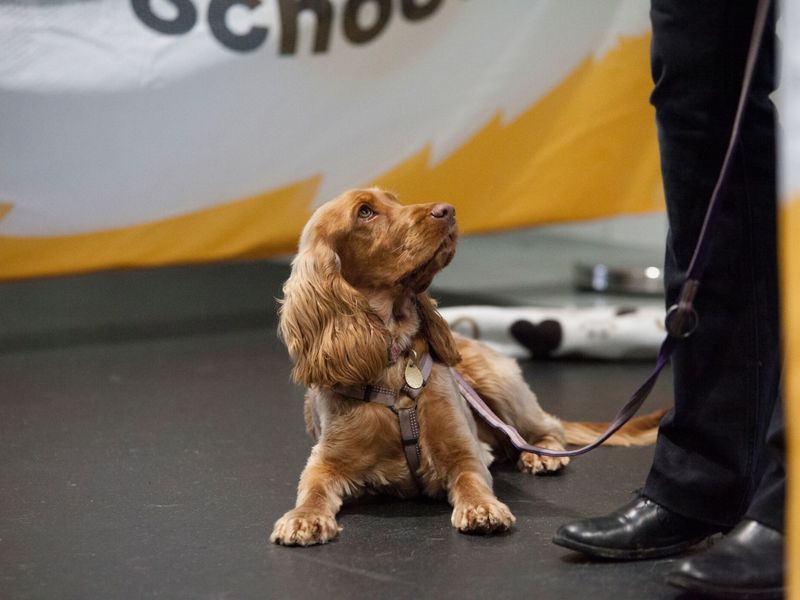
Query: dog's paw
[
  {"left": 270, "top": 509, "right": 341, "bottom": 546},
  {"left": 518, "top": 435, "right": 570, "bottom": 474},
  {"left": 451, "top": 499, "right": 515, "bottom": 534},
  {"left": 517, "top": 450, "right": 570, "bottom": 475}
]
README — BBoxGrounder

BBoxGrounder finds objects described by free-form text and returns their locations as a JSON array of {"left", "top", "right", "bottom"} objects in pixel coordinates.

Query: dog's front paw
[
  {"left": 518, "top": 436, "right": 570, "bottom": 474},
  {"left": 451, "top": 499, "right": 515, "bottom": 534},
  {"left": 518, "top": 451, "right": 570, "bottom": 474},
  {"left": 270, "top": 509, "right": 341, "bottom": 546}
]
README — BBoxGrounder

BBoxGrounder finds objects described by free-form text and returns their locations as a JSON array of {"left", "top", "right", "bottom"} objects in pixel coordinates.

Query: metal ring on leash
[
  {"left": 665, "top": 304, "right": 699, "bottom": 338},
  {"left": 665, "top": 279, "right": 700, "bottom": 338}
]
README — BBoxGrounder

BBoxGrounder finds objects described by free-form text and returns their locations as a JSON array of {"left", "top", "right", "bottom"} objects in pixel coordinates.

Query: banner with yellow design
[
  {"left": 0, "top": 0, "right": 662, "bottom": 281},
  {"left": 780, "top": 0, "right": 800, "bottom": 595}
]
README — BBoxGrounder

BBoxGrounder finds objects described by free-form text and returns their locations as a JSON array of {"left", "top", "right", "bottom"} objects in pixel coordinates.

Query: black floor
[{"left": 0, "top": 260, "right": 691, "bottom": 600}]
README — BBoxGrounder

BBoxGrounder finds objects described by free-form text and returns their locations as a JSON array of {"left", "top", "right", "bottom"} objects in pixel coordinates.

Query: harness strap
[
  {"left": 393, "top": 405, "right": 422, "bottom": 481},
  {"left": 333, "top": 352, "right": 433, "bottom": 407}
]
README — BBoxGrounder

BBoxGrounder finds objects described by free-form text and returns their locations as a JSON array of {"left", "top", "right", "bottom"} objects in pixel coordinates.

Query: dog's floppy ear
[
  {"left": 416, "top": 292, "right": 460, "bottom": 366},
  {"left": 279, "top": 242, "right": 390, "bottom": 388}
]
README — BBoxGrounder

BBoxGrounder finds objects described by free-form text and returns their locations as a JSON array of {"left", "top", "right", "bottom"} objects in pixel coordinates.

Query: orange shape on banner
[{"left": 780, "top": 196, "right": 800, "bottom": 600}]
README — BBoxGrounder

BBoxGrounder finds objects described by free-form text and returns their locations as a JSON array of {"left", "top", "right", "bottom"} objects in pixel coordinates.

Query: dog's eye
[{"left": 357, "top": 205, "right": 375, "bottom": 219}]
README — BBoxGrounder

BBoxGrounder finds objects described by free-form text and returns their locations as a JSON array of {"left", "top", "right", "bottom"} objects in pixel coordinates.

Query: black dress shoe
[
  {"left": 552, "top": 495, "right": 720, "bottom": 559},
  {"left": 666, "top": 520, "right": 784, "bottom": 599}
]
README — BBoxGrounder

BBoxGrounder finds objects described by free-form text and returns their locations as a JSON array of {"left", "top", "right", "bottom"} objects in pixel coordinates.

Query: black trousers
[{"left": 642, "top": 0, "right": 785, "bottom": 533}]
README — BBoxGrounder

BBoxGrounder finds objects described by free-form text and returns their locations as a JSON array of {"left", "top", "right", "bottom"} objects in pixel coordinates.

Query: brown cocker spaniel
[{"left": 271, "top": 188, "right": 663, "bottom": 546}]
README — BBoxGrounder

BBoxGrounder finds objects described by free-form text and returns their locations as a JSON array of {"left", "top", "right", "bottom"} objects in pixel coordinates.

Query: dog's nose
[{"left": 430, "top": 203, "right": 456, "bottom": 222}]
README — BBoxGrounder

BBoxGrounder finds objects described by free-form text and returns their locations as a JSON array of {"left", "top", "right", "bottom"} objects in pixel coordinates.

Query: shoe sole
[
  {"left": 666, "top": 572, "right": 784, "bottom": 599},
  {"left": 551, "top": 532, "right": 707, "bottom": 560}
]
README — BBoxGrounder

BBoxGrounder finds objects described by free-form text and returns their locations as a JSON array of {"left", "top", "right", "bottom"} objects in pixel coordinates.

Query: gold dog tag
[{"left": 404, "top": 360, "right": 424, "bottom": 389}]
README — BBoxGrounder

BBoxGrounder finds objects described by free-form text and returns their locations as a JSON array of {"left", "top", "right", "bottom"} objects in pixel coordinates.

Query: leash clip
[{"left": 665, "top": 279, "right": 700, "bottom": 338}]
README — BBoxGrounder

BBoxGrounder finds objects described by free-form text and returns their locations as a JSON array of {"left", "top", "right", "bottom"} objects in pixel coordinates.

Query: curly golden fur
[{"left": 271, "top": 188, "right": 664, "bottom": 546}]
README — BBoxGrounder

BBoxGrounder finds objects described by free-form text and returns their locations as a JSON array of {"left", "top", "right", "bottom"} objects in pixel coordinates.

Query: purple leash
[
  {"left": 452, "top": 339, "right": 673, "bottom": 458},
  {"left": 454, "top": 0, "right": 770, "bottom": 458}
]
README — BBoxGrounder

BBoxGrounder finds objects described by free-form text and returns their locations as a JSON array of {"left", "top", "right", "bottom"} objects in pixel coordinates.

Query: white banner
[{"left": 0, "top": 0, "right": 662, "bottom": 279}]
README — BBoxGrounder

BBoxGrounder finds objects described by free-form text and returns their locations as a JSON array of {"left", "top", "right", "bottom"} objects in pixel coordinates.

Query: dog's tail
[{"left": 562, "top": 408, "right": 668, "bottom": 447}]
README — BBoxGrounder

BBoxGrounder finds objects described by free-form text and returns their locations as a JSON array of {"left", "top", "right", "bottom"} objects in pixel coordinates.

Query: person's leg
[
  {"left": 643, "top": 0, "right": 780, "bottom": 529},
  {"left": 553, "top": 0, "right": 781, "bottom": 559}
]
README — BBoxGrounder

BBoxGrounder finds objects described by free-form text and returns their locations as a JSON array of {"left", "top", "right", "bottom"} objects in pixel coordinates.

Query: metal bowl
[{"left": 574, "top": 263, "right": 664, "bottom": 296}]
